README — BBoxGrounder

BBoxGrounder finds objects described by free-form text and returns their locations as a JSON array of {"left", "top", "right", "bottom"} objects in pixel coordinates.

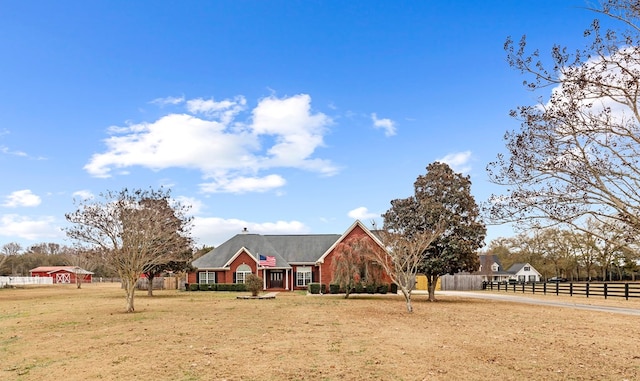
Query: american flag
[{"left": 259, "top": 254, "right": 276, "bottom": 267}]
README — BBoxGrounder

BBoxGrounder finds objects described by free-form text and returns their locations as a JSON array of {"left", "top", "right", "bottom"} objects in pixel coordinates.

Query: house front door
[{"left": 269, "top": 270, "right": 283, "bottom": 289}]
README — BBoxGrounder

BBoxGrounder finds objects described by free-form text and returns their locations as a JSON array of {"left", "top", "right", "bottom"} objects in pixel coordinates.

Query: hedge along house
[
  {"left": 189, "top": 220, "right": 391, "bottom": 291},
  {"left": 29, "top": 266, "right": 94, "bottom": 284}
]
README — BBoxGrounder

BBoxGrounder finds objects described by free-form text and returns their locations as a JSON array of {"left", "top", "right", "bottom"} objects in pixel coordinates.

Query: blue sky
[{"left": 0, "top": 0, "right": 605, "bottom": 249}]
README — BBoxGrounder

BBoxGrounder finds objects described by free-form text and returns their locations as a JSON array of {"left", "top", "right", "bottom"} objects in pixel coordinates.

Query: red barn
[{"left": 29, "top": 266, "right": 94, "bottom": 284}]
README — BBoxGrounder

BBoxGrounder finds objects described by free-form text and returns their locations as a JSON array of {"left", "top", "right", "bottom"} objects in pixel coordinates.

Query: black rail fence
[{"left": 483, "top": 281, "right": 640, "bottom": 300}]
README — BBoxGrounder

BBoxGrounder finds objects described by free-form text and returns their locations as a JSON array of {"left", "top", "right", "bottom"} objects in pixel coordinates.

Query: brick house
[{"left": 189, "top": 220, "right": 391, "bottom": 291}]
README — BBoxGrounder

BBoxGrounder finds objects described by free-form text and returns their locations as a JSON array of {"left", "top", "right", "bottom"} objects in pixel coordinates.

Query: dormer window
[{"left": 491, "top": 263, "right": 499, "bottom": 272}]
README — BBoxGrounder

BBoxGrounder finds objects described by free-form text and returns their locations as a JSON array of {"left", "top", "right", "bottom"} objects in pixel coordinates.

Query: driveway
[{"left": 435, "top": 290, "right": 640, "bottom": 316}]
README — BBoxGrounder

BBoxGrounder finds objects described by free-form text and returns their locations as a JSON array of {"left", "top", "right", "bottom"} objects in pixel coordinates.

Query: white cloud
[
  {"left": 191, "top": 217, "right": 309, "bottom": 246},
  {"left": 0, "top": 146, "right": 28, "bottom": 157},
  {"left": 200, "top": 174, "right": 286, "bottom": 193},
  {"left": 3, "top": 190, "right": 42, "bottom": 208},
  {"left": 437, "top": 151, "right": 472, "bottom": 173},
  {"left": 85, "top": 94, "right": 337, "bottom": 193},
  {"left": 72, "top": 190, "right": 94, "bottom": 201},
  {"left": 371, "top": 113, "right": 397, "bottom": 137},
  {"left": 186, "top": 96, "right": 246, "bottom": 124},
  {"left": 252, "top": 94, "right": 336, "bottom": 173},
  {"left": 0, "top": 214, "right": 62, "bottom": 241},
  {"left": 149, "top": 95, "right": 185, "bottom": 106},
  {"left": 347, "top": 206, "right": 380, "bottom": 220}
]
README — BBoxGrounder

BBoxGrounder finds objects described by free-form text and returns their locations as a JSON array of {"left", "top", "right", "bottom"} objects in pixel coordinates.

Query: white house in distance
[
  {"left": 476, "top": 255, "right": 541, "bottom": 283},
  {"left": 506, "top": 263, "right": 541, "bottom": 283}
]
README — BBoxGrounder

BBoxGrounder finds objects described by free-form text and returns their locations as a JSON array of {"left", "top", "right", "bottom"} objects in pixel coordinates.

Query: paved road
[{"left": 435, "top": 290, "right": 640, "bottom": 316}]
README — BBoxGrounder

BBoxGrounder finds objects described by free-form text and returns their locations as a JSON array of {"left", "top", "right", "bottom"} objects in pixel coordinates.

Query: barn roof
[{"left": 29, "top": 266, "right": 94, "bottom": 275}]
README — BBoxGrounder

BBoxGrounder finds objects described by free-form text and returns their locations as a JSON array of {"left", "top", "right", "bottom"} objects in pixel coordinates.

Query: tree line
[
  {"left": 0, "top": 242, "right": 115, "bottom": 279},
  {"left": 485, "top": 219, "right": 640, "bottom": 282}
]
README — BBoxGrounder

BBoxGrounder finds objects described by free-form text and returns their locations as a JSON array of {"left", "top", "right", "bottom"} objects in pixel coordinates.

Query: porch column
[
  {"left": 285, "top": 269, "right": 289, "bottom": 290},
  {"left": 263, "top": 270, "right": 267, "bottom": 290}
]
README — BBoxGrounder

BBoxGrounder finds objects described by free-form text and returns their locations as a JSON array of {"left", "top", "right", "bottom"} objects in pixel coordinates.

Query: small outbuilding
[{"left": 29, "top": 266, "right": 94, "bottom": 284}]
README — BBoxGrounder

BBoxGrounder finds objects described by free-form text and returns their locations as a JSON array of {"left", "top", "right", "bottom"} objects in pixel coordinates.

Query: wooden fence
[
  {"left": 484, "top": 281, "right": 640, "bottom": 300},
  {"left": 440, "top": 274, "right": 483, "bottom": 291},
  {"left": 135, "top": 276, "right": 179, "bottom": 290}
]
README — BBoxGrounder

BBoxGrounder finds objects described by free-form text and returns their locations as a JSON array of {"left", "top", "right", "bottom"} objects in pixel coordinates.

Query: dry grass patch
[{"left": 1, "top": 283, "right": 639, "bottom": 380}]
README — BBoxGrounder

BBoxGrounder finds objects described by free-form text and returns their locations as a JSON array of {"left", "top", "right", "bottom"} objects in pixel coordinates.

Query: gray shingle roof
[
  {"left": 506, "top": 263, "right": 533, "bottom": 274},
  {"left": 191, "top": 233, "right": 342, "bottom": 270}
]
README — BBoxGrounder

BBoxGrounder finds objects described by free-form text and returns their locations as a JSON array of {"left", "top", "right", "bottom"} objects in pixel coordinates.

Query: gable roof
[
  {"left": 316, "top": 220, "right": 384, "bottom": 264},
  {"left": 191, "top": 220, "right": 380, "bottom": 270},
  {"left": 192, "top": 232, "right": 343, "bottom": 270},
  {"left": 475, "top": 255, "right": 511, "bottom": 275},
  {"left": 506, "top": 262, "right": 541, "bottom": 276},
  {"left": 29, "top": 266, "right": 94, "bottom": 275}
]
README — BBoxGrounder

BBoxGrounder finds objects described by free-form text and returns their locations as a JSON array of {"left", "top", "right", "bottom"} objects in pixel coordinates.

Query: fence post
[
  {"left": 570, "top": 282, "right": 573, "bottom": 296},
  {"left": 543, "top": 282, "right": 547, "bottom": 295},
  {"left": 521, "top": 282, "right": 525, "bottom": 293},
  {"left": 532, "top": 282, "right": 536, "bottom": 294},
  {"left": 586, "top": 282, "right": 589, "bottom": 298},
  {"left": 555, "top": 281, "right": 559, "bottom": 295},
  {"left": 604, "top": 283, "right": 608, "bottom": 299},
  {"left": 625, "top": 283, "right": 629, "bottom": 300}
]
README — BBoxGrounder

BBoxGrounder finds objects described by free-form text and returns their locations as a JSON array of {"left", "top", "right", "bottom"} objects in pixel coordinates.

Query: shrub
[
  {"left": 377, "top": 284, "right": 389, "bottom": 294},
  {"left": 245, "top": 274, "right": 263, "bottom": 296},
  {"left": 308, "top": 283, "right": 321, "bottom": 294},
  {"left": 390, "top": 283, "right": 398, "bottom": 294},
  {"left": 329, "top": 284, "right": 340, "bottom": 294},
  {"left": 199, "top": 283, "right": 210, "bottom": 291},
  {"left": 321, "top": 284, "right": 327, "bottom": 294},
  {"left": 354, "top": 283, "right": 364, "bottom": 294},
  {"left": 216, "top": 283, "right": 246, "bottom": 292},
  {"left": 189, "top": 283, "right": 199, "bottom": 291},
  {"left": 365, "top": 284, "right": 376, "bottom": 294}
]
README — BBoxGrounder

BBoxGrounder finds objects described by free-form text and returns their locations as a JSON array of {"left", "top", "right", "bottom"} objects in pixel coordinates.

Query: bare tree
[
  {"left": 1, "top": 242, "right": 21, "bottom": 275},
  {"left": 65, "top": 188, "right": 193, "bottom": 312},
  {"left": 66, "top": 247, "right": 101, "bottom": 289},
  {"left": 371, "top": 228, "right": 443, "bottom": 313},
  {"left": 587, "top": 217, "right": 630, "bottom": 281},
  {"left": 487, "top": 1, "right": 640, "bottom": 238}
]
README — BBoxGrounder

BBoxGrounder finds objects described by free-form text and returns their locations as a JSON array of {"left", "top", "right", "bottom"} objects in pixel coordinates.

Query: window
[
  {"left": 524, "top": 266, "right": 530, "bottom": 271},
  {"left": 491, "top": 263, "right": 499, "bottom": 272},
  {"left": 236, "top": 264, "right": 252, "bottom": 284},
  {"left": 198, "top": 271, "right": 216, "bottom": 284},
  {"left": 296, "top": 266, "right": 312, "bottom": 287}
]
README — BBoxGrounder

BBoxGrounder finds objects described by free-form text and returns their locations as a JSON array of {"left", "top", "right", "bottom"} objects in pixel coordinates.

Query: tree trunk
[
  {"left": 427, "top": 275, "right": 438, "bottom": 302},
  {"left": 124, "top": 276, "right": 136, "bottom": 313},
  {"left": 147, "top": 274, "right": 154, "bottom": 297},
  {"left": 400, "top": 287, "right": 413, "bottom": 313},
  {"left": 76, "top": 275, "right": 82, "bottom": 289}
]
